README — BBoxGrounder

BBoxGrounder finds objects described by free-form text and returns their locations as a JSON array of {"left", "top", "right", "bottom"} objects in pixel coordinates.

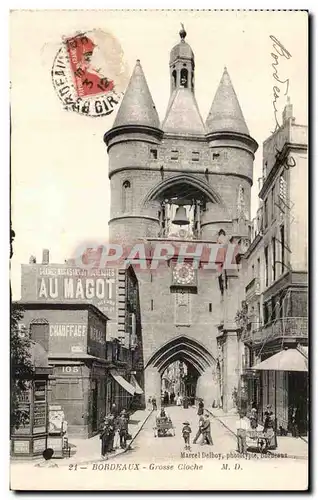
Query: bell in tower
[{"left": 172, "top": 206, "right": 190, "bottom": 226}]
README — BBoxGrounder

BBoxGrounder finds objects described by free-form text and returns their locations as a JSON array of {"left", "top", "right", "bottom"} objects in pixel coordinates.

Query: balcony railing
[{"left": 242, "top": 317, "right": 308, "bottom": 344}]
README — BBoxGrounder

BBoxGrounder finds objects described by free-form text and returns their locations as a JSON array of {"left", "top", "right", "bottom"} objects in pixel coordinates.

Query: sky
[{"left": 10, "top": 10, "right": 308, "bottom": 299}]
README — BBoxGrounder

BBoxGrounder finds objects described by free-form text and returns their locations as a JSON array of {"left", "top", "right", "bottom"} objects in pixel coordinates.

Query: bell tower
[
  {"left": 169, "top": 24, "right": 195, "bottom": 93},
  {"left": 104, "top": 27, "right": 258, "bottom": 412}
]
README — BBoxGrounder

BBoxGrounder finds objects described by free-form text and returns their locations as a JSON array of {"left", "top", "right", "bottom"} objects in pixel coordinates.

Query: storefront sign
[
  {"left": 88, "top": 312, "right": 107, "bottom": 358},
  {"left": 55, "top": 365, "right": 82, "bottom": 376},
  {"left": 21, "top": 265, "right": 117, "bottom": 317},
  {"left": 49, "top": 323, "right": 87, "bottom": 355}
]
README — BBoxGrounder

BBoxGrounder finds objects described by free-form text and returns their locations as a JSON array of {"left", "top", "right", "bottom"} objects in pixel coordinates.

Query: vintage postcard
[{"left": 10, "top": 9, "right": 308, "bottom": 491}]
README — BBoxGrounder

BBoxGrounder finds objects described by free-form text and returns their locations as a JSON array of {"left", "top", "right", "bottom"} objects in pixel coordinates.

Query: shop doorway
[{"left": 288, "top": 372, "right": 308, "bottom": 436}]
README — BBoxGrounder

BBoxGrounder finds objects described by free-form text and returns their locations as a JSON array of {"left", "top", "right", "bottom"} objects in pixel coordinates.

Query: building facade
[
  {"left": 241, "top": 100, "right": 308, "bottom": 435},
  {"left": 19, "top": 252, "right": 144, "bottom": 437},
  {"left": 104, "top": 27, "right": 258, "bottom": 410}
]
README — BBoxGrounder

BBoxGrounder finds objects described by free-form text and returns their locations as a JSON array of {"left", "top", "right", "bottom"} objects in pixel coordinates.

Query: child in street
[{"left": 182, "top": 421, "right": 192, "bottom": 451}]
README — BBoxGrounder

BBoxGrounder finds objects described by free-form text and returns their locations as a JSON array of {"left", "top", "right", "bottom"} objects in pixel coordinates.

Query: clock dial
[{"left": 173, "top": 263, "right": 195, "bottom": 285}]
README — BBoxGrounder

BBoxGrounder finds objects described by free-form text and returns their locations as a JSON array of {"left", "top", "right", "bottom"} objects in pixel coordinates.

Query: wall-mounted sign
[
  {"left": 21, "top": 265, "right": 117, "bottom": 317},
  {"left": 49, "top": 323, "right": 87, "bottom": 355}
]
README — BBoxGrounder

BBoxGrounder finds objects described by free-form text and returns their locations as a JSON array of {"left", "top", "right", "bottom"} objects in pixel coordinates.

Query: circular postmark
[{"left": 51, "top": 29, "right": 129, "bottom": 117}]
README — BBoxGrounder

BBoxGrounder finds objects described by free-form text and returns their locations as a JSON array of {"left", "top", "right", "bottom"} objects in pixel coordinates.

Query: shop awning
[
  {"left": 130, "top": 374, "right": 144, "bottom": 395},
  {"left": 252, "top": 348, "right": 308, "bottom": 372},
  {"left": 110, "top": 370, "right": 135, "bottom": 395}
]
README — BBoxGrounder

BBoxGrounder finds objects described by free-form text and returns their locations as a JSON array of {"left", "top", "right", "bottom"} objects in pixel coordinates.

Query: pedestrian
[
  {"left": 201, "top": 413, "right": 213, "bottom": 445},
  {"left": 113, "top": 425, "right": 121, "bottom": 450},
  {"left": 182, "top": 420, "right": 192, "bottom": 450},
  {"left": 147, "top": 396, "right": 152, "bottom": 411},
  {"left": 183, "top": 395, "right": 189, "bottom": 409},
  {"left": 110, "top": 403, "right": 118, "bottom": 418},
  {"left": 100, "top": 417, "right": 111, "bottom": 459},
  {"left": 263, "top": 405, "right": 277, "bottom": 449},
  {"left": 106, "top": 415, "right": 116, "bottom": 453},
  {"left": 151, "top": 396, "right": 157, "bottom": 411},
  {"left": 236, "top": 410, "right": 248, "bottom": 453},
  {"left": 197, "top": 398, "right": 204, "bottom": 416},
  {"left": 248, "top": 408, "right": 258, "bottom": 429},
  {"left": 193, "top": 416, "right": 204, "bottom": 444},
  {"left": 170, "top": 391, "right": 175, "bottom": 405},
  {"left": 118, "top": 409, "right": 129, "bottom": 449},
  {"left": 176, "top": 393, "right": 182, "bottom": 406},
  {"left": 164, "top": 391, "right": 169, "bottom": 406}
]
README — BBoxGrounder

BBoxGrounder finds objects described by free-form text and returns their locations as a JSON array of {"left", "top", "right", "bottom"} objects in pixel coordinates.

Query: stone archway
[{"left": 144, "top": 335, "right": 219, "bottom": 407}]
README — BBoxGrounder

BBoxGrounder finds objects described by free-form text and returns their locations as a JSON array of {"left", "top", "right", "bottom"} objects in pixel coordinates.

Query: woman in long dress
[
  {"left": 197, "top": 399, "right": 204, "bottom": 416},
  {"left": 176, "top": 393, "right": 182, "bottom": 406}
]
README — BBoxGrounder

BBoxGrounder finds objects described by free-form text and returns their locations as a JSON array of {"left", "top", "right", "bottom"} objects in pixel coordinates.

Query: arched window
[
  {"left": 172, "top": 70, "right": 177, "bottom": 89},
  {"left": 180, "top": 68, "right": 188, "bottom": 88},
  {"left": 122, "top": 180, "right": 132, "bottom": 212}
]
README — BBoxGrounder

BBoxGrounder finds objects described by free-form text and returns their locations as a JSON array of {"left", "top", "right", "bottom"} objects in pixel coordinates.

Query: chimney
[
  {"left": 42, "top": 249, "right": 50, "bottom": 264},
  {"left": 282, "top": 96, "right": 294, "bottom": 125}
]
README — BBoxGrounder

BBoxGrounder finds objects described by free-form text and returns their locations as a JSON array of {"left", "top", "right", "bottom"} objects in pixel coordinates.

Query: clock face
[{"left": 172, "top": 263, "right": 195, "bottom": 285}]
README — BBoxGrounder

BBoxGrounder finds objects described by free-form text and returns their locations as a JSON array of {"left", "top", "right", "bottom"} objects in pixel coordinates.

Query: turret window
[
  {"left": 171, "top": 150, "right": 179, "bottom": 161},
  {"left": 150, "top": 148, "right": 158, "bottom": 160},
  {"left": 122, "top": 180, "right": 132, "bottom": 212},
  {"left": 172, "top": 70, "right": 177, "bottom": 89},
  {"left": 180, "top": 68, "right": 188, "bottom": 88},
  {"left": 192, "top": 151, "right": 200, "bottom": 162}
]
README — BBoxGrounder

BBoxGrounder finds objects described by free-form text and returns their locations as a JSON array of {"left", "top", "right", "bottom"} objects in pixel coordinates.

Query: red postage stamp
[{"left": 52, "top": 30, "right": 129, "bottom": 117}]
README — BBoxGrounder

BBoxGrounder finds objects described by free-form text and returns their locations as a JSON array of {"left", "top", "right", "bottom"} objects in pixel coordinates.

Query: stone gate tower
[{"left": 104, "top": 27, "right": 258, "bottom": 411}]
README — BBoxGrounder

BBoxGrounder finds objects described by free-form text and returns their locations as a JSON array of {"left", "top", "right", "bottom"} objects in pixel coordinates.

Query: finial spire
[{"left": 179, "top": 23, "right": 187, "bottom": 41}]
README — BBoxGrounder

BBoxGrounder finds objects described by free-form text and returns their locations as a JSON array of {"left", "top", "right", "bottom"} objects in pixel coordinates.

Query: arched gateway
[{"left": 144, "top": 336, "right": 219, "bottom": 407}]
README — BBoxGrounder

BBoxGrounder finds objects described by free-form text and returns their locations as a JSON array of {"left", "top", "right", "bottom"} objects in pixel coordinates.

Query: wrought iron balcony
[
  {"left": 245, "top": 277, "right": 261, "bottom": 301},
  {"left": 241, "top": 317, "right": 308, "bottom": 345}
]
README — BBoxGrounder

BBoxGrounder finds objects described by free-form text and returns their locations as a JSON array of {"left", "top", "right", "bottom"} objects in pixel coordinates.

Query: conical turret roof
[
  {"left": 206, "top": 67, "right": 250, "bottom": 135},
  {"left": 113, "top": 60, "right": 160, "bottom": 129},
  {"left": 162, "top": 88, "right": 206, "bottom": 136}
]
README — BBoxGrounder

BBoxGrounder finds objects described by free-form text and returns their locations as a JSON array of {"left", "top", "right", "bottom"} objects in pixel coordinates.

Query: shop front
[
  {"left": 19, "top": 302, "right": 110, "bottom": 438},
  {"left": 252, "top": 346, "right": 308, "bottom": 436}
]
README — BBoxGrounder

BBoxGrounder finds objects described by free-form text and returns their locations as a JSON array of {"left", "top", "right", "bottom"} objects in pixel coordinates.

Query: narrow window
[
  {"left": 271, "top": 186, "right": 275, "bottom": 220},
  {"left": 150, "top": 149, "right": 158, "bottom": 160},
  {"left": 172, "top": 70, "right": 177, "bottom": 89},
  {"left": 280, "top": 225, "right": 285, "bottom": 271},
  {"left": 209, "top": 303, "right": 212, "bottom": 313},
  {"left": 264, "top": 246, "right": 269, "bottom": 287},
  {"left": 180, "top": 68, "right": 188, "bottom": 88},
  {"left": 264, "top": 199, "right": 268, "bottom": 228},
  {"left": 263, "top": 302, "right": 269, "bottom": 324},
  {"left": 272, "top": 237, "right": 276, "bottom": 281},
  {"left": 192, "top": 151, "right": 200, "bottom": 162},
  {"left": 122, "top": 180, "right": 132, "bottom": 212},
  {"left": 171, "top": 150, "right": 179, "bottom": 161},
  {"left": 151, "top": 299, "right": 154, "bottom": 311}
]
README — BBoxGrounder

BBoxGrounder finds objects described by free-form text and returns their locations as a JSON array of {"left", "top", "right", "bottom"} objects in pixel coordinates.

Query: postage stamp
[
  {"left": 52, "top": 29, "right": 129, "bottom": 117},
  {"left": 10, "top": 9, "right": 309, "bottom": 492}
]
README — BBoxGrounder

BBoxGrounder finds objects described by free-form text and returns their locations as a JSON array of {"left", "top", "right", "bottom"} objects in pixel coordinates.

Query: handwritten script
[
  {"left": 269, "top": 35, "right": 296, "bottom": 171},
  {"left": 270, "top": 35, "right": 292, "bottom": 133}
]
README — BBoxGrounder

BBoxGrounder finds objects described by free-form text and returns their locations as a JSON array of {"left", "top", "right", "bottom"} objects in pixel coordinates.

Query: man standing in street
[
  {"left": 201, "top": 413, "right": 213, "bottom": 445},
  {"left": 118, "top": 409, "right": 129, "bottom": 449}
]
